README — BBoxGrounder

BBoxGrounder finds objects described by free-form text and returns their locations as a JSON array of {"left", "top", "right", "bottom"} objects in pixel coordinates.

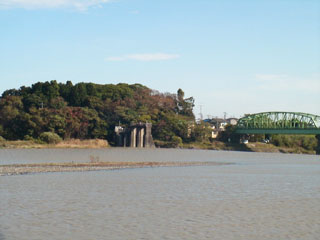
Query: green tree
[
  {"left": 40, "top": 132, "right": 62, "bottom": 144},
  {"left": 69, "top": 83, "right": 88, "bottom": 106},
  {"left": 191, "top": 121, "right": 212, "bottom": 142},
  {"left": 59, "top": 81, "right": 73, "bottom": 102},
  {"left": 22, "top": 94, "right": 43, "bottom": 110},
  {"left": 0, "top": 81, "right": 197, "bottom": 144},
  {"left": 218, "top": 124, "right": 240, "bottom": 143},
  {"left": 176, "top": 88, "right": 195, "bottom": 117}
]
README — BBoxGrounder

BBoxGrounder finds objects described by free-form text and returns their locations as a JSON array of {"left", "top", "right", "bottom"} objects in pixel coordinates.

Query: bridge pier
[
  {"left": 137, "top": 128, "right": 144, "bottom": 148},
  {"left": 316, "top": 135, "right": 320, "bottom": 155},
  {"left": 144, "top": 123, "right": 153, "bottom": 148},
  {"left": 115, "top": 123, "right": 155, "bottom": 148},
  {"left": 130, "top": 128, "right": 137, "bottom": 147}
]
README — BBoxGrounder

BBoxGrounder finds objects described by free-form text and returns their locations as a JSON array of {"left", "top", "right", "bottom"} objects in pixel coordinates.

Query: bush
[
  {"left": 272, "top": 135, "right": 290, "bottom": 147},
  {"left": 154, "top": 139, "right": 181, "bottom": 148},
  {"left": 39, "top": 132, "right": 62, "bottom": 144},
  {"left": 301, "top": 136, "right": 317, "bottom": 151},
  {"left": 0, "top": 136, "right": 5, "bottom": 142},
  {"left": 23, "top": 135, "right": 34, "bottom": 141},
  {"left": 171, "top": 136, "right": 183, "bottom": 147}
]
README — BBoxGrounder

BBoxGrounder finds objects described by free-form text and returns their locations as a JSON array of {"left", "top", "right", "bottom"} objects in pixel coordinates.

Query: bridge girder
[{"left": 236, "top": 112, "right": 320, "bottom": 135}]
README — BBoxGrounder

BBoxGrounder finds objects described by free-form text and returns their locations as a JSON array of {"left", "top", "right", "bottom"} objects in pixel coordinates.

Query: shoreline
[
  {"left": 179, "top": 142, "right": 317, "bottom": 155},
  {"left": 0, "top": 139, "right": 317, "bottom": 155},
  {"left": 0, "top": 139, "right": 109, "bottom": 149},
  {"left": 0, "top": 161, "right": 231, "bottom": 176}
]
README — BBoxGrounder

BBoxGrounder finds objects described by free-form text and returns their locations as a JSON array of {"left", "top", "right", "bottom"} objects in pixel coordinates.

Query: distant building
[
  {"left": 204, "top": 117, "right": 238, "bottom": 138},
  {"left": 226, "top": 118, "right": 238, "bottom": 126}
]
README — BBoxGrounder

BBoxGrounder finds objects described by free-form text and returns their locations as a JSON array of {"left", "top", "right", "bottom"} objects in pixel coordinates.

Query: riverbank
[
  {"left": 0, "top": 139, "right": 316, "bottom": 154},
  {"left": 0, "top": 139, "right": 109, "bottom": 149},
  {"left": 0, "top": 161, "right": 230, "bottom": 176},
  {"left": 180, "top": 141, "right": 317, "bottom": 155}
]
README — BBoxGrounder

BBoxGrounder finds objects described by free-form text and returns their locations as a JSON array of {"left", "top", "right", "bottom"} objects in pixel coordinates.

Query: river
[{"left": 0, "top": 149, "right": 319, "bottom": 239}]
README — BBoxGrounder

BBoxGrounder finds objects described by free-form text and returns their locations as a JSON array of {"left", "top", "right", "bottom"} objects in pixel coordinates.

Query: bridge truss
[{"left": 236, "top": 112, "right": 320, "bottom": 134}]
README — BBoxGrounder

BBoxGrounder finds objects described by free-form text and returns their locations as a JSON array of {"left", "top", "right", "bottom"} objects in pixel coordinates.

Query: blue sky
[{"left": 0, "top": 0, "right": 319, "bottom": 118}]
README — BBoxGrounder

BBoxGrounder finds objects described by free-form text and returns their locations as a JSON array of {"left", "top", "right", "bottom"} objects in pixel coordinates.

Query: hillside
[{"left": 0, "top": 81, "right": 195, "bottom": 145}]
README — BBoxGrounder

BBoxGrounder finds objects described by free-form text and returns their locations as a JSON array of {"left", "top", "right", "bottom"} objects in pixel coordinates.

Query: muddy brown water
[{"left": 1, "top": 149, "right": 319, "bottom": 239}]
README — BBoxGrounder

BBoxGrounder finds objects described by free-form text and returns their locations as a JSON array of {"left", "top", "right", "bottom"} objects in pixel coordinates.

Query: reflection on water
[{"left": 0, "top": 149, "right": 320, "bottom": 239}]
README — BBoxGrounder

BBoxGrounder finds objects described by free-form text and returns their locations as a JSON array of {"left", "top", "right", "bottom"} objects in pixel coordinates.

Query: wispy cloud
[
  {"left": 0, "top": 0, "right": 112, "bottom": 11},
  {"left": 255, "top": 74, "right": 288, "bottom": 81},
  {"left": 129, "top": 10, "right": 139, "bottom": 14},
  {"left": 106, "top": 53, "right": 180, "bottom": 62},
  {"left": 255, "top": 73, "right": 320, "bottom": 93}
]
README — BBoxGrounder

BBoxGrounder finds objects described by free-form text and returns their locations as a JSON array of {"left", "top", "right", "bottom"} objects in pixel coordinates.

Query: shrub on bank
[
  {"left": 154, "top": 139, "right": 181, "bottom": 148},
  {"left": 171, "top": 136, "right": 183, "bottom": 147},
  {"left": 24, "top": 135, "right": 35, "bottom": 141},
  {"left": 39, "top": 132, "right": 62, "bottom": 144},
  {"left": 271, "top": 135, "right": 317, "bottom": 151},
  {"left": 0, "top": 136, "right": 5, "bottom": 142}
]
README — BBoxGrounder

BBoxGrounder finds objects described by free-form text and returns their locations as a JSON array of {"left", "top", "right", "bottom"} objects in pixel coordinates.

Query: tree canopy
[{"left": 0, "top": 81, "right": 196, "bottom": 145}]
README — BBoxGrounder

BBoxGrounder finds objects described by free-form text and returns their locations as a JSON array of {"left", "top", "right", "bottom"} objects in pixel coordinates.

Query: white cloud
[
  {"left": 106, "top": 53, "right": 180, "bottom": 62},
  {"left": 106, "top": 56, "right": 126, "bottom": 61},
  {"left": 0, "top": 0, "right": 112, "bottom": 11},
  {"left": 255, "top": 74, "right": 288, "bottom": 81}
]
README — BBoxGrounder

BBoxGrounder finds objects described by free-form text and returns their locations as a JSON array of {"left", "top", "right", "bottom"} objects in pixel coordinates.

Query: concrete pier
[
  {"left": 115, "top": 123, "right": 155, "bottom": 148},
  {"left": 144, "top": 123, "right": 153, "bottom": 148},
  {"left": 137, "top": 128, "right": 144, "bottom": 148},
  {"left": 130, "top": 128, "right": 137, "bottom": 148}
]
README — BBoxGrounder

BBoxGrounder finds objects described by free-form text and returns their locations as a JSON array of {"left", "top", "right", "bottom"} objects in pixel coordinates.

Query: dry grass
[
  {"left": 0, "top": 140, "right": 44, "bottom": 149},
  {"left": 55, "top": 139, "right": 108, "bottom": 148},
  {"left": 0, "top": 139, "right": 109, "bottom": 149}
]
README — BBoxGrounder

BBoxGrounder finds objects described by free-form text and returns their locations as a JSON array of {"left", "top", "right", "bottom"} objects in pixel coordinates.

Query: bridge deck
[{"left": 235, "top": 128, "right": 320, "bottom": 135}]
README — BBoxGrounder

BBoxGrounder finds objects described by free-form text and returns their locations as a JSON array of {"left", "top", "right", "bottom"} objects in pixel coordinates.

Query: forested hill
[{"left": 0, "top": 81, "right": 195, "bottom": 145}]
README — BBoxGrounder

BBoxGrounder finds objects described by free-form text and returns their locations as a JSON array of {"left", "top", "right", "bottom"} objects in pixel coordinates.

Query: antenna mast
[{"left": 199, "top": 104, "right": 203, "bottom": 121}]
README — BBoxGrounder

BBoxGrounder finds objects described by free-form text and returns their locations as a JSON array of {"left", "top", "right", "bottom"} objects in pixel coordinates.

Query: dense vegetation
[
  {"left": 0, "top": 81, "right": 196, "bottom": 145},
  {"left": 0, "top": 80, "right": 318, "bottom": 153},
  {"left": 270, "top": 134, "right": 318, "bottom": 151}
]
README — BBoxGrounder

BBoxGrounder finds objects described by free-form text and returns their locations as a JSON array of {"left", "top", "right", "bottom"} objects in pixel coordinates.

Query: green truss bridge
[{"left": 235, "top": 112, "right": 320, "bottom": 135}]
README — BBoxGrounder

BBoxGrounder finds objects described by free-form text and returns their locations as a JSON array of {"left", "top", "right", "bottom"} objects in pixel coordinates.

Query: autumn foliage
[{"left": 0, "top": 81, "right": 195, "bottom": 145}]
